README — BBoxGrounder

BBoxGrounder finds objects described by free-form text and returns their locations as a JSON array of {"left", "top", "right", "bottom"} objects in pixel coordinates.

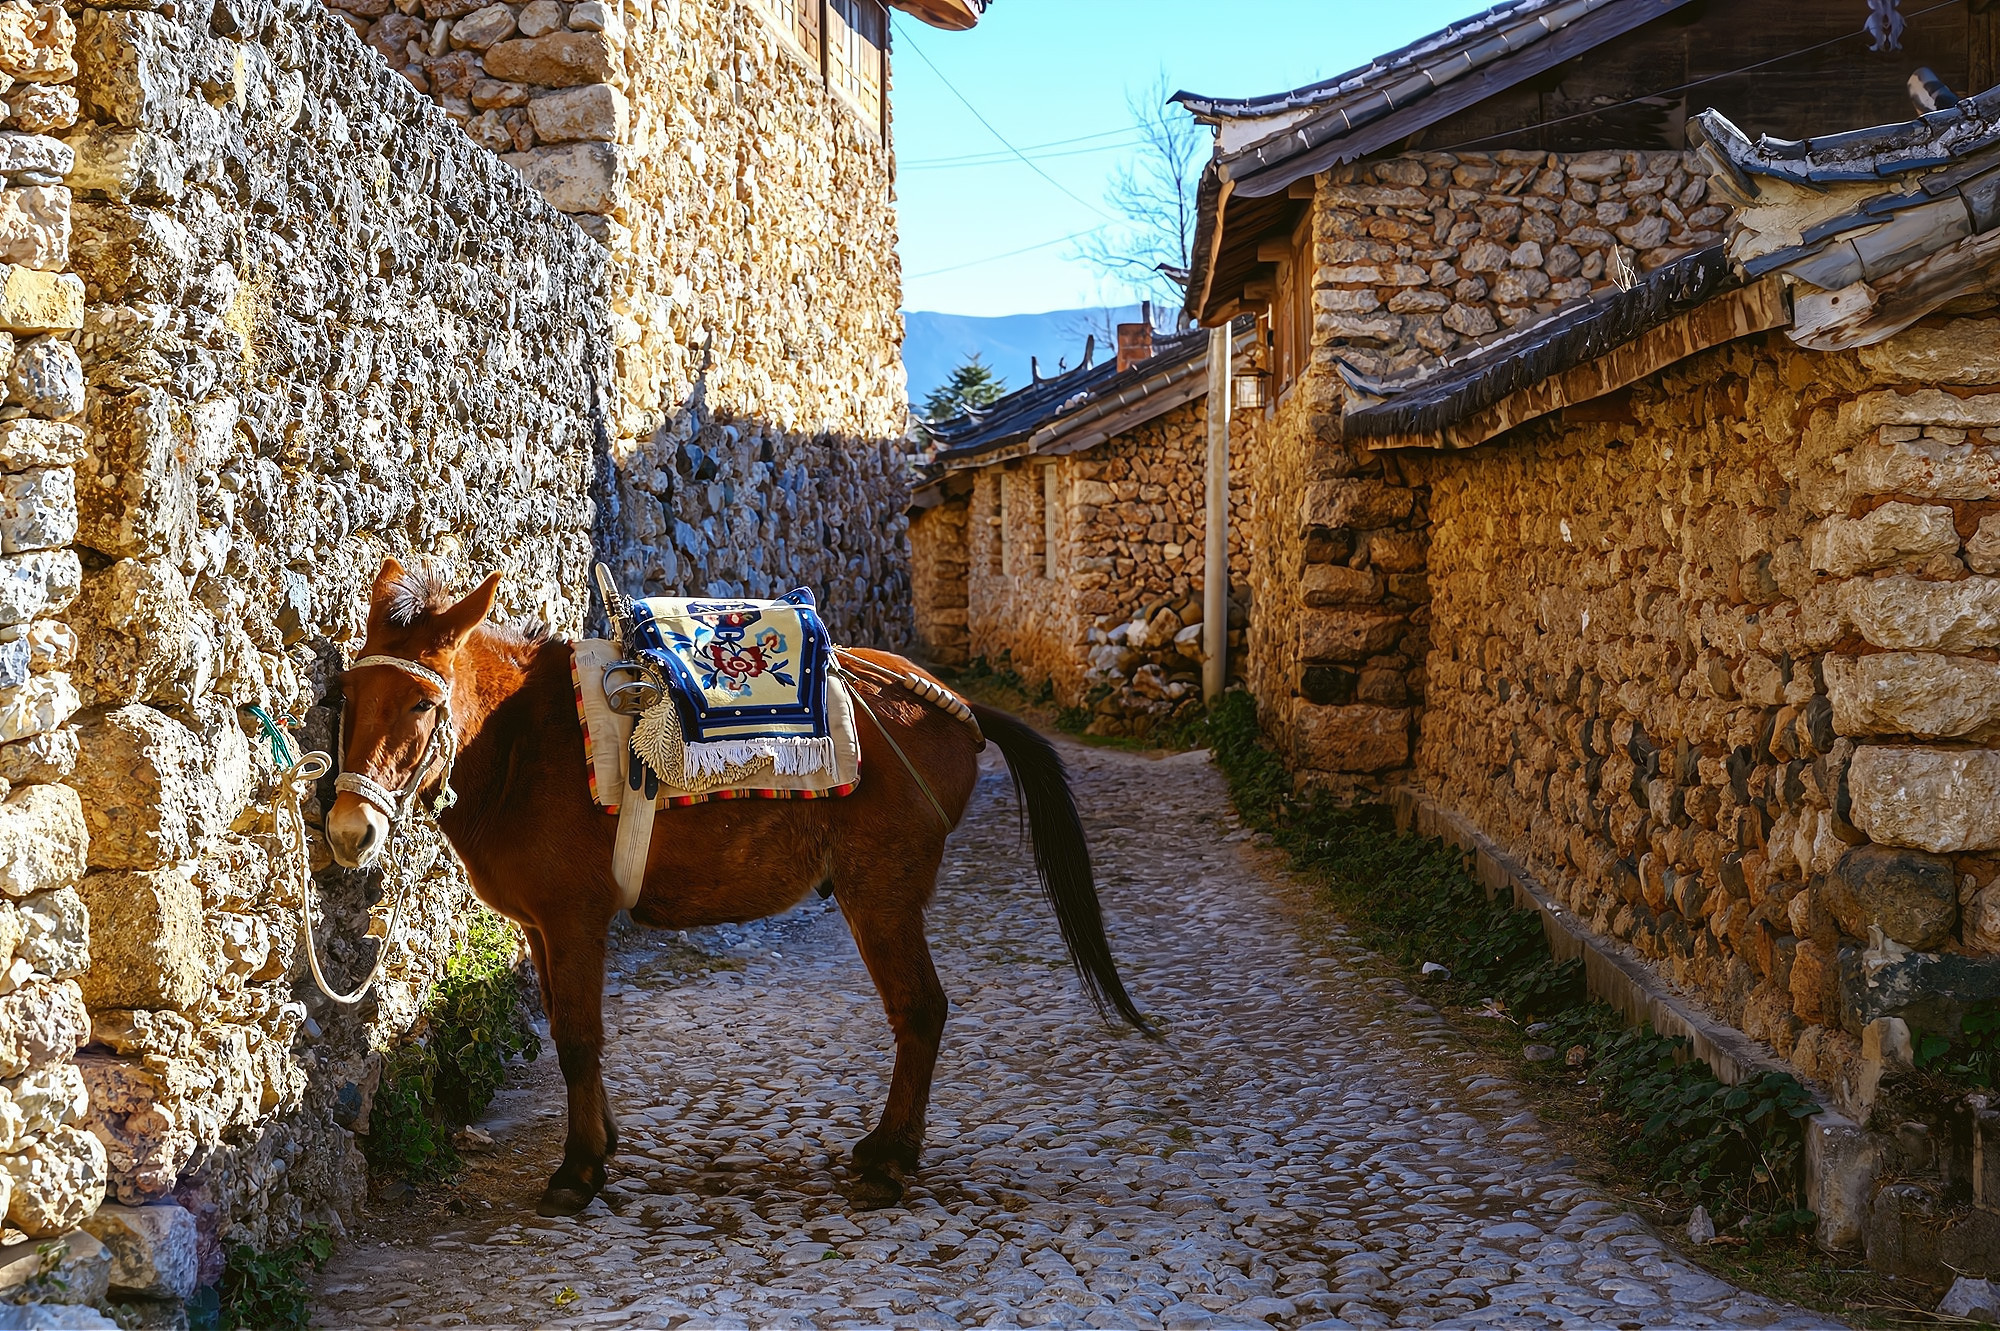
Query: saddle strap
[{"left": 611, "top": 749, "right": 657, "bottom": 910}]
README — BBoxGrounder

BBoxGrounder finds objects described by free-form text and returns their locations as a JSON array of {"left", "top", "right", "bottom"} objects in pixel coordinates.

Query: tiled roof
[
  {"left": 1172, "top": 0, "right": 1692, "bottom": 200},
  {"left": 924, "top": 326, "right": 1212, "bottom": 464}
]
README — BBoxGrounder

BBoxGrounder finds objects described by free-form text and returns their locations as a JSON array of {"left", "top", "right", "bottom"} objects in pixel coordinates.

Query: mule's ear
[
  {"left": 369, "top": 557, "right": 407, "bottom": 610},
  {"left": 434, "top": 572, "right": 502, "bottom": 648}
]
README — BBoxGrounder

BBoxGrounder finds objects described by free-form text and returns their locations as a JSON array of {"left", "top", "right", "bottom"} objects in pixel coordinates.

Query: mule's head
[{"left": 326, "top": 557, "right": 501, "bottom": 868}]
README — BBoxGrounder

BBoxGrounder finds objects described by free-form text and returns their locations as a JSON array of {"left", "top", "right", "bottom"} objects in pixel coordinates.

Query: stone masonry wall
[
  {"left": 1245, "top": 147, "right": 1732, "bottom": 800},
  {"left": 313, "top": 0, "right": 915, "bottom": 647},
  {"left": 590, "top": 0, "right": 912, "bottom": 646},
  {"left": 0, "top": 0, "right": 110, "bottom": 1265},
  {"left": 954, "top": 397, "right": 1252, "bottom": 735},
  {"left": 1317, "top": 148, "right": 1727, "bottom": 377},
  {"left": 59, "top": 0, "right": 605, "bottom": 1287},
  {"left": 909, "top": 493, "right": 967, "bottom": 668},
  {"left": 1408, "top": 319, "right": 2000, "bottom": 1119}
]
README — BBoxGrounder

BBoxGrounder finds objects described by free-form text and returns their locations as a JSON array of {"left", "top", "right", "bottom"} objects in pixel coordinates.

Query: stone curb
[{"left": 1388, "top": 785, "right": 1882, "bottom": 1252}]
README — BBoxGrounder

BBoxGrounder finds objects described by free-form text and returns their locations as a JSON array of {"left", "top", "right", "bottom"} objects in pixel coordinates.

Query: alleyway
[{"left": 314, "top": 742, "right": 1839, "bottom": 1330}]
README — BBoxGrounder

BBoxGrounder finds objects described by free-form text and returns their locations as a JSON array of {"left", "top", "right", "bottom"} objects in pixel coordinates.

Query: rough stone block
[
  {"left": 1299, "top": 608, "right": 1404, "bottom": 662},
  {"left": 0, "top": 979, "right": 85, "bottom": 1079},
  {"left": 0, "top": 783, "right": 82, "bottom": 897},
  {"left": 0, "top": 466, "right": 75, "bottom": 553},
  {"left": 8, "top": 85, "right": 78, "bottom": 136},
  {"left": 526, "top": 82, "right": 626, "bottom": 143},
  {"left": 1807, "top": 502, "right": 1958, "bottom": 575},
  {"left": 69, "top": 559, "right": 211, "bottom": 709},
  {"left": 0, "top": 267, "right": 79, "bottom": 334},
  {"left": 0, "top": 133, "right": 70, "bottom": 180},
  {"left": 1840, "top": 574, "right": 2000, "bottom": 652},
  {"left": 0, "top": 1231, "right": 110, "bottom": 1309},
  {"left": 481, "top": 32, "right": 614, "bottom": 85},
  {"left": 75, "top": 867, "right": 204, "bottom": 1010},
  {"left": 1822, "top": 844, "right": 1957, "bottom": 949},
  {"left": 1847, "top": 428, "right": 2000, "bottom": 501},
  {"left": 0, "top": 420, "right": 83, "bottom": 472},
  {"left": 8, "top": 338, "right": 83, "bottom": 420},
  {"left": 1302, "top": 479, "right": 1415, "bottom": 530},
  {"left": 1826, "top": 652, "right": 2000, "bottom": 739},
  {"left": 1294, "top": 703, "right": 1410, "bottom": 773},
  {"left": 499, "top": 141, "right": 621, "bottom": 214},
  {"left": 1850, "top": 745, "right": 2000, "bottom": 852},
  {"left": 449, "top": 2, "right": 515, "bottom": 48},
  {"left": 1860, "top": 319, "right": 2000, "bottom": 385},
  {"left": 0, "top": 3, "right": 73, "bottom": 85},
  {"left": 1301, "top": 564, "right": 1383, "bottom": 607},
  {"left": 1805, "top": 1110, "right": 1883, "bottom": 1250},
  {"left": 13, "top": 886, "right": 88, "bottom": 980},
  {"left": 0, "top": 186, "right": 67, "bottom": 272},
  {"left": 80, "top": 1202, "right": 197, "bottom": 1300},
  {"left": 0, "top": 549, "right": 75, "bottom": 627},
  {"left": 68, "top": 705, "right": 222, "bottom": 869},
  {"left": 0, "top": 671, "right": 74, "bottom": 742},
  {"left": 2, "top": 1123, "right": 107, "bottom": 1236},
  {"left": 76, "top": 386, "right": 197, "bottom": 562},
  {"left": 0, "top": 1061, "right": 85, "bottom": 1156}
]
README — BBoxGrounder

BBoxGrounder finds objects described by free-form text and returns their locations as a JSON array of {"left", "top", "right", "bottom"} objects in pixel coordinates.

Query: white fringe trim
[{"left": 681, "top": 735, "right": 837, "bottom": 780}]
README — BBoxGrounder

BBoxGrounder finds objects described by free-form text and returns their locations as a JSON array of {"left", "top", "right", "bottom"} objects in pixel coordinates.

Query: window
[
  {"left": 987, "top": 473, "right": 1004, "bottom": 576},
  {"left": 826, "top": 0, "right": 887, "bottom": 131},
  {"left": 1270, "top": 214, "right": 1313, "bottom": 392},
  {"left": 754, "top": 0, "right": 821, "bottom": 60},
  {"left": 749, "top": 0, "right": 888, "bottom": 141}
]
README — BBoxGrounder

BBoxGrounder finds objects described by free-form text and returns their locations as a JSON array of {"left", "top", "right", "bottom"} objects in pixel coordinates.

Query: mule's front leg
[{"left": 536, "top": 922, "right": 618, "bottom": 1217}]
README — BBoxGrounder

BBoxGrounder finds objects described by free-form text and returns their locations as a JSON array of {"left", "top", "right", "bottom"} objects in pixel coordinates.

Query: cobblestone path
[{"left": 315, "top": 742, "right": 1840, "bottom": 1330}]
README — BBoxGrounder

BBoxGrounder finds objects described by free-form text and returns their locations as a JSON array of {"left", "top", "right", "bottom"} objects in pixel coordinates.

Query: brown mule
[{"left": 324, "top": 559, "right": 1147, "bottom": 1216}]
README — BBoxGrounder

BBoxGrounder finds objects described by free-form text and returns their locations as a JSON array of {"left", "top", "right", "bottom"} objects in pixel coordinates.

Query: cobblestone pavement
[{"left": 315, "top": 742, "right": 1842, "bottom": 1330}]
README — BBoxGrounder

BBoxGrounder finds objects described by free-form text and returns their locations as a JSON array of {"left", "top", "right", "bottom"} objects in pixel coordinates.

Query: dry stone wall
[
  {"left": 53, "top": 0, "right": 605, "bottom": 1290},
  {"left": 908, "top": 494, "right": 967, "bottom": 668},
  {"left": 1245, "top": 148, "right": 1732, "bottom": 799},
  {"left": 1317, "top": 149, "right": 1727, "bottom": 377},
  {"left": 947, "top": 398, "right": 1252, "bottom": 735},
  {"left": 1407, "top": 319, "right": 2000, "bottom": 1118},
  {"left": 0, "top": 0, "right": 110, "bottom": 1275},
  {"left": 590, "top": 0, "right": 912, "bottom": 647}
]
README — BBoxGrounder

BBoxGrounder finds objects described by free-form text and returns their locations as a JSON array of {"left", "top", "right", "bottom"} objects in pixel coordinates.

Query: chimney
[{"left": 1116, "top": 301, "right": 1155, "bottom": 373}]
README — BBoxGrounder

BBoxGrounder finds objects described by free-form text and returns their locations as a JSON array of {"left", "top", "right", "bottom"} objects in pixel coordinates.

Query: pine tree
[{"left": 923, "top": 355, "right": 1007, "bottom": 421}]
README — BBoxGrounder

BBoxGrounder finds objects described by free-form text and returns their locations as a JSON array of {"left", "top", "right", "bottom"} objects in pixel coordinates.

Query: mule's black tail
[{"left": 970, "top": 703, "right": 1151, "bottom": 1034}]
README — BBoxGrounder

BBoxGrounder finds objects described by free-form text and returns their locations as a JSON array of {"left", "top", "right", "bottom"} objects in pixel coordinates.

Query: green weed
[
  {"left": 191, "top": 1226, "right": 332, "bottom": 1331},
  {"left": 364, "top": 909, "right": 539, "bottom": 1184}
]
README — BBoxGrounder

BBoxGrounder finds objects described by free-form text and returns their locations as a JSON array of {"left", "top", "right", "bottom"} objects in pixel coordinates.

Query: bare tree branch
[{"left": 1076, "top": 71, "right": 1206, "bottom": 317}]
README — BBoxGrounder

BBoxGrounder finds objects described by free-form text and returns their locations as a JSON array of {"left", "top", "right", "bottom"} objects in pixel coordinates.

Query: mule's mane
[{"left": 381, "top": 568, "right": 551, "bottom": 648}]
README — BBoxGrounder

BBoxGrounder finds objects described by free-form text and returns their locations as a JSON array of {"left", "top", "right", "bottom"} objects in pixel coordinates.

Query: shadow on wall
[{"left": 590, "top": 353, "right": 919, "bottom": 651}]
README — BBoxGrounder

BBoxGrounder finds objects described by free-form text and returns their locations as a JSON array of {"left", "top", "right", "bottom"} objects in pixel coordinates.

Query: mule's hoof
[
  {"left": 850, "top": 1169, "right": 905, "bottom": 1211},
  {"left": 535, "top": 1184, "right": 596, "bottom": 1217}
]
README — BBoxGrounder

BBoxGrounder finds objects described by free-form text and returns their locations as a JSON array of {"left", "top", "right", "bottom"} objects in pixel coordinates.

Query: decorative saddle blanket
[
  {"left": 627, "top": 590, "right": 836, "bottom": 783},
  {"left": 570, "top": 638, "right": 861, "bottom": 811}
]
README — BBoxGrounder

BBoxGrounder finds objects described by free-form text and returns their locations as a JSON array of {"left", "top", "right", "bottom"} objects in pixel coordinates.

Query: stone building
[
  {"left": 1176, "top": 0, "right": 2000, "bottom": 1275},
  {"left": 0, "top": 0, "right": 977, "bottom": 1313},
  {"left": 909, "top": 319, "right": 1257, "bottom": 735}
]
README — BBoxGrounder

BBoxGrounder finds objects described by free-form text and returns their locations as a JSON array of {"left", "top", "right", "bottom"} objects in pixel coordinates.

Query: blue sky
[{"left": 890, "top": 0, "right": 1480, "bottom": 317}]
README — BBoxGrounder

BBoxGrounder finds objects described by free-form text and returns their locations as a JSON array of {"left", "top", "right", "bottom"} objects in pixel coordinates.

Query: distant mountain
[{"left": 902, "top": 305, "right": 1147, "bottom": 411}]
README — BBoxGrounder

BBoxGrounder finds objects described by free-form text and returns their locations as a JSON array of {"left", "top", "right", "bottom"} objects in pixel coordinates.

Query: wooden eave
[{"left": 884, "top": 0, "right": 982, "bottom": 30}]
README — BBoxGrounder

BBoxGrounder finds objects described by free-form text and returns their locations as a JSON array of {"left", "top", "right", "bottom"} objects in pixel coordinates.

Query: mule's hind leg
[
  {"left": 534, "top": 918, "right": 619, "bottom": 1217},
  {"left": 839, "top": 888, "right": 949, "bottom": 1209}
]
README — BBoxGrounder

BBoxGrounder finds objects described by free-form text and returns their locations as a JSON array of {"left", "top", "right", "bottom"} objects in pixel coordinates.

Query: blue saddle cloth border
[{"left": 628, "top": 588, "right": 833, "bottom": 743}]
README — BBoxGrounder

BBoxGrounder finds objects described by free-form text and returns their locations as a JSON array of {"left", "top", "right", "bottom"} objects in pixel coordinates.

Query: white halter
[{"left": 276, "top": 652, "right": 464, "bottom": 1006}]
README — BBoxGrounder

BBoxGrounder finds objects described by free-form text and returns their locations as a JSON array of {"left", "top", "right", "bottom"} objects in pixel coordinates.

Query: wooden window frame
[
  {"left": 748, "top": 0, "right": 889, "bottom": 145},
  {"left": 1041, "top": 465, "right": 1060, "bottom": 581}
]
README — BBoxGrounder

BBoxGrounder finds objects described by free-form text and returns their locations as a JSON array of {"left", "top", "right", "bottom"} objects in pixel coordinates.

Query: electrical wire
[
  {"left": 898, "top": 123, "right": 1152, "bottom": 168},
  {"left": 892, "top": 15, "right": 1117, "bottom": 222},
  {"left": 902, "top": 133, "right": 1153, "bottom": 172},
  {"left": 906, "top": 223, "right": 1113, "bottom": 279}
]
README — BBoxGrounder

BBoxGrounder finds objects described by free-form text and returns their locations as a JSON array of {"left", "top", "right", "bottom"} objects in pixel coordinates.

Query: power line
[
  {"left": 892, "top": 16, "right": 1116, "bottom": 223},
  {"left": 903, "top": 134, "right": 1152, "bottom": 172},
  {"left": 898, "top": 123, "right": 1151, "bottom": 168},
  {"left": 907, "top": 223, "right": 1113, "bottom": 279}
]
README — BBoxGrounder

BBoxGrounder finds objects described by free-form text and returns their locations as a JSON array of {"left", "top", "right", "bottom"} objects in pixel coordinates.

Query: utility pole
[{"left": 1202, "top": 321, "right": 1231, "bottom": 703}]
